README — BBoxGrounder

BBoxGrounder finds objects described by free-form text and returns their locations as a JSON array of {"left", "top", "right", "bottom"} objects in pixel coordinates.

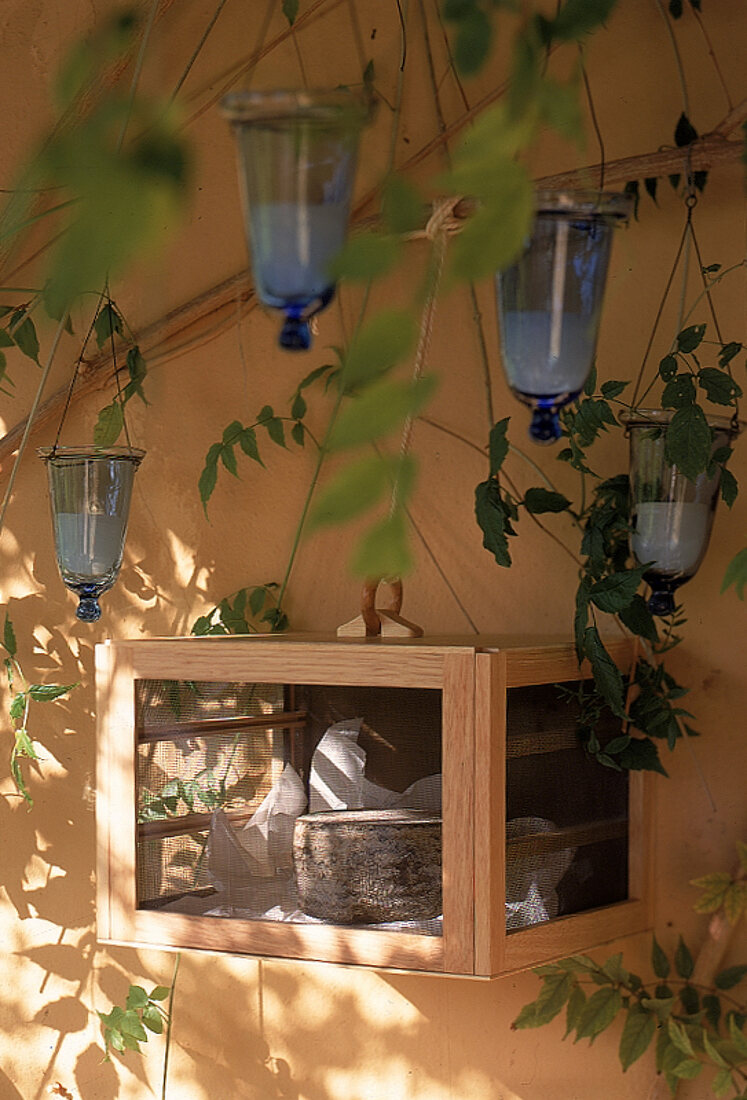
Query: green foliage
[
  {"left": 721, "top": 549, "right": 747, "bottom": 599},
  {"left": 2, "top": 612, "right": 78, "bottom": 808},
  {"left": 513, "top": 846, "right": 747, "bottom": 1094},
  {"left": 99, "top": 983, "right": 171, "bottom": 1059},
  {"left": 0, "top": 14, "right": 190, "bottom": 318},
  {"left": 282, "top": 0, "right": 299, "bottom": 26},
  {"left": 89, "top": 299, "right": 150, "bottom": 445},
  {"left": 514, "top": 941, "right": 747, "bottom": 1090},
  {"left": 190, "top": 583, "right": 289, "bottom": 637}
]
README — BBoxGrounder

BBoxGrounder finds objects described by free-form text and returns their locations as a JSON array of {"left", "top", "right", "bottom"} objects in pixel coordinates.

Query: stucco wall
[{"left": 0, "top": 1, "right": 744, "bottom": 1098}]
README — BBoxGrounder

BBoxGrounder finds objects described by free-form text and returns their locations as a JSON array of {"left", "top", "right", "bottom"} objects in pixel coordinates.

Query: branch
[{"left": 0, "top": 103, "right": 744, "bottom": 468}]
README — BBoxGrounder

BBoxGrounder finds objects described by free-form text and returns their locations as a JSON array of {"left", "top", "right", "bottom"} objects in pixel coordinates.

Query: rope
[{"left": 394, "top": 195, "right": 463, "bottom": 473}]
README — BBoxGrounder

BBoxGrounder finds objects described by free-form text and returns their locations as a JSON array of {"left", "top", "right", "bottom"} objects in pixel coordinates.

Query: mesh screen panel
[
  {"left": 505, "top": 679, "right": 629, "bottom": 932},
  {"left": 135, "top": 679, "right": 443, "bottom": 933}
]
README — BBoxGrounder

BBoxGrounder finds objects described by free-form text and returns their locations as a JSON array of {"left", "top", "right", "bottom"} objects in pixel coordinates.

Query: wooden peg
[{"left": 336, "top": 578, "right": 424, "bottom": 638}]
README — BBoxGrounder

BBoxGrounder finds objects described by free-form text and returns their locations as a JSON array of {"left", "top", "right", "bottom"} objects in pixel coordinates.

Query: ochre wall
[{"left": 0, "top": 2, "right": 745, "bottom": 1098}]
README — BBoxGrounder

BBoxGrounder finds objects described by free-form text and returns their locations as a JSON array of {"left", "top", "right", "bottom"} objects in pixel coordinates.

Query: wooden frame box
[{"left": 95, "top": 634, "right": 653, "bottom": 977}]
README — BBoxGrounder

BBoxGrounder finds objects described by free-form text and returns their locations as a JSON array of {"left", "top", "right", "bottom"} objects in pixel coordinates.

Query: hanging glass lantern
[
  {"left": 221, "top": 89, "right": 371, "bottom": 351},
  {"left": 495, "top": 190, "right": 633, "bottom": 444},
  {"left": 38, "top": 446, "right": 144, "bottom": 622},
  {"left": 623, "top": 410, "right": 739, "bottom": 616}
]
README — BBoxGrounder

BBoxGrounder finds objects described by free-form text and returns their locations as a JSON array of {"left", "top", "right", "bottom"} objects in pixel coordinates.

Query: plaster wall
[{"left": 0, "top": 2, "right": 744, "bottom": 1098}]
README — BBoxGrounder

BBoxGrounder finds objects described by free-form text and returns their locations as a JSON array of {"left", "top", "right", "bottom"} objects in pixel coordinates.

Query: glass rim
[
  {"left": 619, "top": 408, "right": 744, "bottom": 435},
  {"left": 220, "top": 87, "right": 373, "bottom": 127},
  {"left": 534, "top": 188, "right": 634, "bottom": 220},
  {"left": 38, "top": 445, "right": 145, "bottom": 464}
]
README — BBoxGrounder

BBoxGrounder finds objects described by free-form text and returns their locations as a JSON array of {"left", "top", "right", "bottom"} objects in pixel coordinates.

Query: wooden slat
[
  {"left": 137, "top": 709, "right": 307, "bottom": 744},
  {"left": 473, "top": 652, "right": 506, "bottom": 977},
  {"left": 504, "top": 636, "right": 634, "bottom": 688},
  {"left": 506, "top": 817, "right": 628, "bottom": 859},
  {"left": 441, "top": 650, "right": 476, "bottom": 975},
  {"left": 119, "top": 909, "right": 445, "bottom": 971},
  {"left": 502, "top": 899, "right": 650, "bottom": 975}
]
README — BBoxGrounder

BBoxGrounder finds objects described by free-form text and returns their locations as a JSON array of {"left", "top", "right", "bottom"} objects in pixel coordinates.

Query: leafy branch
[
  {"left": 1, "top": 613, "right": 78, "bottom": 808},
  {"left": 513, "top": 843, "right": 747, "bottom": 1097}
]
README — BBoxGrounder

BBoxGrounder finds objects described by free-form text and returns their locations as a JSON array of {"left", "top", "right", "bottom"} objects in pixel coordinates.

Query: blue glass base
[
  {"left": 67, "top": 581, "right": 109, "bottom": 623},
  {"left": 529, "top": 407, "right": 562, "bottom": 443},
  {"left": 275, "top": 286, "right": 335, "bottom": 352},
  {"left": 76, "top": 596, "right": 102, "bottom": 622},
  {"left": 644, "top": 574, "right": 685, "bottom": 617}
]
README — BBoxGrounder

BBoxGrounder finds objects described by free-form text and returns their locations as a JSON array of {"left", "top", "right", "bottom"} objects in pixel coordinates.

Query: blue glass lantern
[
  {"left": 221, "top": 89, "right": 370, "bottom": 351},
  {"left": 624, "top": 410, "right": 739, "bottom": 616},
  {"left": 38, "top": 446, "right": 144, "bottom": 622},
  {"left": 495, "top": 190, "right": 632, "bottom": 443}
]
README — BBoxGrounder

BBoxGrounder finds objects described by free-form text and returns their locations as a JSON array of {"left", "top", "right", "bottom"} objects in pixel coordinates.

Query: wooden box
[{"left": 95, "top": 634, "right": 653, "bottom": 977}]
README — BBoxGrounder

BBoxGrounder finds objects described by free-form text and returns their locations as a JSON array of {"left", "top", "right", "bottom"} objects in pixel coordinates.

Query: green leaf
[
  {"left": 142, "top": 1004, "right": 163, "bottom": 1034},
  {"left": 248, "top": 587, "right": 266, "bottom": 617},
  {"left": 341, "top": 309, "right": 416, "bottom": 392},
  {"left": 617, "top": 735, "right": 668, "bottom": 775},
  {"left": 584, "top": 627, "right": 625, "bottom": 718},
  {"left": 448, "top": 160, "right": 533, "bottom": 281},
  {"left": 619, "top": 1005, "right": 656, "bottom": 1071},
  {"left": 718, "top": 341, "right": 742, "bottom": 367},
  {"left": 665, "top": 405, "right": 712, "bottom": 481},
  {"left": 513, "top": 972, "right": 575, "bottom": 1029},
  {"left": 715, "top": 965, "right": 747, "bottom": 991},
  {"left": 27, "top": 682, "right": 77, "bottom": 702},
  {"left": 698, "top": 367, "right": 741, "bottom": 406},
  {"left": 220, "top": 443, "right": 238, "bottom": 477},
  {"left": 721, "top": 468, "right": 738, "bottom": 508},
  {"left": 618, "top": 594, "right": 659, "bottom": 643},
  {"left": 291, "top": 421, "right": 305, "bottom": 447},
  {"left": 600, "top": 379, "right": 629, "bottom": 399},
  {"left": 671, "top": 1059, "right": 703, "bottom": 1081},
  {"left": 662, "top": 373, "right": 696, "bottom": 409},
  {"left": 523, "top": 488, "right": 571, "bottom": 515},
  {"left": 475, "top": 479, "right": 513, "bottom": 567},
  {"left": 574, "top": 986, "right": 623, "bottom": 1042},
  {"left": 119, "top": 1010, "right": 147, "bottom": 1042},
  {"left": 15, "top": 727, "right": 38, "bottom": 759},
  {"left": 574, "top": 580, "right": 590, "bottom": 661},
  {"left": 282, "top": 0, "right": 299, "bottom": 25},
  {"left": 488, "top": 418, "right": 510, "bottom": 477},
  {"left": 240, "top": 427, "right": 264, "bottom": 466},
  {"left": 381, "top": 175, "right": 423, "bottom": 236},
  {"left": 712, "top": 1068, "right": 736, "bottom": 1099},
  {"left": 9, "top": 692, "right": 25, "bottom": 720},
  {"left": 652, "top": 935, "right": 670, "bottom": 979},
  {"left": 453, "top": 8, "right": 492, "bottom": 75},
  {"left": 674, "top": 936, "right": 694, "bottom": 979},
  {"left": 329, "top": 232, "right": 401, "bottom": 283},
  {"left": 327, "top": 375, "right": 437, "bottom": 451},
  {"left": 309, "top": 455, "right": 414, "bottom": 529},
  {"left": 351, "top": 507, "right": 413, "bottom": 579},
  {"left": 676, "top": 322, "right": 706, "bottom": 352},
  {"left": 198, "top": 442, "right": 221, "bottom": 510},
  {"left": 721, "top": 548, "right": 747, "bottom": 599},
  {"left": 149, "top": 986, "right": 171, "bottom": 1001},
  {"left": 668, "top": 1017, "right": 694, "bottom": 1056},
  {"left": 3, "top": 614, "right": 16, "bottom": 656},
  {"left": 93, "top": 401, "right": 124, "bottom": 447},
  {"left": 94, "top": 302, "right": 123, "bottom": 348},
  {"left": 659, "top": 354, "right": 678, "bottom": 381},
  {"left": 540, "top": 0, "right": 618, "bottom": 42},
  {"left": 589, "top": 568, "right": 646, "bottom": 613},
  {"left": 729, "top": 1016, "right": 747, "bottom": 1059},
  {"left": 126, "top": 985, "right": 149, "bottom": 1010},
  {"left": 124, "top": 346, "right": 148, "bottom": 403},
  {"left": 291, "top": 392, "right": 306, "bottom": 420},
  {"left": 702, "top": 993, "right": 722, "bottom": 1031},
  {"left": 9, "top": 309, "right": 40, "bottom": 364},
  {"left": 564, "top": 984, "right": 587, "bottom": 1038}
]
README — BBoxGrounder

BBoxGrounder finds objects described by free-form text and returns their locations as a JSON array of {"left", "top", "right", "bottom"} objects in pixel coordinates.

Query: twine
[{"left": 391, "top": 195, "right": 463, "bottom": 510}]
